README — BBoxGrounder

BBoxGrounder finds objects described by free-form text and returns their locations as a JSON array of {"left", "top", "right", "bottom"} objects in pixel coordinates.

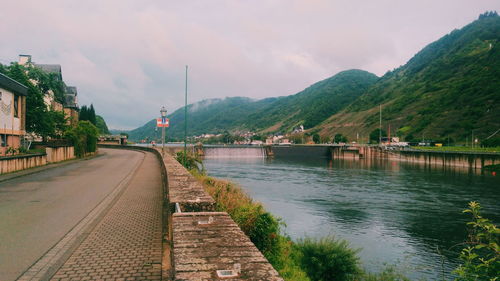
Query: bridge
[{"left": 0, "top": 146, "right": 282, "bottom": 281}]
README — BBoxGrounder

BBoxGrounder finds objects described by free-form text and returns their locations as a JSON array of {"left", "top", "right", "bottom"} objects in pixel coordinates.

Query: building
[
  {"left": 18, "top": 55, "right": 79, "bottom": 126},
  {"left": 0, "top": 73, "right": 27, "bottom": 154},
  {"left": 63, "top": 86, "right": 79, "bottom": 125}
]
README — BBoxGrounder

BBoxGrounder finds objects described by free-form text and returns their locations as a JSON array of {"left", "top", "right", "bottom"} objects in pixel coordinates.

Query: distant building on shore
[{"left": 0, "top": 73, "right": 27, "bottom": 154}]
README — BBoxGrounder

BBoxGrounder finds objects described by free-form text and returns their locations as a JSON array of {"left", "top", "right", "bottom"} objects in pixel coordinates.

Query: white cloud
[{"left": 1, "top": 0, "right": 498, "bottom": 129}]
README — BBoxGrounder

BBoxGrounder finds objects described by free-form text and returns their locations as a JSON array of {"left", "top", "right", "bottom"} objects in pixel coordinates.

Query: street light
[{"left": 160, "top": 106, "right": 167, "bottom": 155}]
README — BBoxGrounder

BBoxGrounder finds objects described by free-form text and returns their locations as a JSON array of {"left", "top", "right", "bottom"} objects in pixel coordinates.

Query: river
[{"left": 203, "top": 150, "right": 499, "bottom": 280}]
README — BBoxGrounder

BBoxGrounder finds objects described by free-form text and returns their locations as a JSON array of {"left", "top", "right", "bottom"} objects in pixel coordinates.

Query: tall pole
[
  {"left": 379, "top": 104, "right": 382, "bottom": 145},
  {"left": 162, "top": 125, "right": 165, "bottom": 155},
  {"left": 184, "top": 65, "right": 188, "bottom": 166},
  {"left": 160, "top": 106, "right": 167, "bottom": 156},
  {"left": 471, "top": 130, "right": 474, "bottom": 149}
]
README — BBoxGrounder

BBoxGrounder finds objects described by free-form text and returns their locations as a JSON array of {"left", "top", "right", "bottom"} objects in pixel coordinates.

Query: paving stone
[{"left": 51, "top": 152, "right": 163, "bottom": 281}]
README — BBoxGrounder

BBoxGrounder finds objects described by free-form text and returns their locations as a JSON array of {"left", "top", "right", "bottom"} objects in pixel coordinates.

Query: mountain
[
  {"left": 96, "top": 115, "right": 110, "bottom": 135},
  {"left": 128, "top": 12, "right": 499, "bottom": 144},
  {"left": 126, "top": 69, "right": 378, "bottom": 141},
  {"left": 243, "top": 69, "right": 378, "bottom": 132},
  {"left": 127, "top": 97, "right": 276, "bottom": 141},
  {"left": 317, "top": 12, "right": 500, "bottom": 142}
]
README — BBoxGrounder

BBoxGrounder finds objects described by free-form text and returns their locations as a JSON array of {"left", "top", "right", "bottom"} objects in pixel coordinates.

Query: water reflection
[{"left": 204, "top": 156, "right": 499, "bottom": 280}]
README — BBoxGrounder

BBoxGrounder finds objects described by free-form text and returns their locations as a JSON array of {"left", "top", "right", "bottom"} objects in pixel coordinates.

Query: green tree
[
  {"left": 79, "top": 104, "right": 97, "bottom": 125},
  {"left": 312, "top": 133, "right": 321, "bottom": 144},
  {"left": 5, "top": 64, "right": 54, "bottom": 141},
  {"left": 89, "top": 104, "right": 97, "bottom": 125},
  {"left": 48, "top": 110, "right": 68, "bottom": 139},
  {"left": 334, "top": 133, "right": 348, "bottom": 143},
  {"left": 369, "top": 128, "right": 387, "bottom": 144},
  {"left": 65, "top": 121, "right": 99, "bottom": 157}
]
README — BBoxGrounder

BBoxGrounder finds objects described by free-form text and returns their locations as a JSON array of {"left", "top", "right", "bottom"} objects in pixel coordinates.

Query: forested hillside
[
  {"left": 128, "top": 13, "right": 499, "bottom": 144},
  {"left": 317, "top": 12, "right": 500, "bottom": 143},
  {"left": 127, "top": 70, "right": 377, "bottom": 141}
]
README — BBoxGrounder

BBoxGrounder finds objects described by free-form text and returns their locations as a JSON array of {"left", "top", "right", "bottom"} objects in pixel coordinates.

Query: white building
[{"left": 0, "top": 73, "right": 27, "bottom": 154}]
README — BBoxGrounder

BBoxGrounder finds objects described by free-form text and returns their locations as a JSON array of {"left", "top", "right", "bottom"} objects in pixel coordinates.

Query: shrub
[
  {"left": 65, "top": 121, "right": 99, "bottom": 157},
  {"left": 295, "top": 236, "right": 361, "bottom": 281},
  {"left": 175, "top": 151, "right": 203, "bottom": 173},
  {"left": 454, "top": 201, "right": 499, "bottom": 281},
  {"left": 192, "top": 173, "right": 310, "bottom": 280}
]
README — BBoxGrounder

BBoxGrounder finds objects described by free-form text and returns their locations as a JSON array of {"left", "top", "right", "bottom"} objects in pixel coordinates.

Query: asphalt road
[{"left": 0, "top": 148, "right": 144, "bottom": 281}]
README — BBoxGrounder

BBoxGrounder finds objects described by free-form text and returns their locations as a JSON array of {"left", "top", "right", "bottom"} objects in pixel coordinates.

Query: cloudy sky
[{"left": 1, "top": 1, "right": 498, "bottom": 129}]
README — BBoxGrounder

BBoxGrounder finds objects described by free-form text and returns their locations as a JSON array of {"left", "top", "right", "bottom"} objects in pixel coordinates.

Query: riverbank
[
  {"left": 185, "top": 155, "right": 418, "bottom": 281},
  {"left": 200, "top": 152, "right": 499, "bottom": 280}
]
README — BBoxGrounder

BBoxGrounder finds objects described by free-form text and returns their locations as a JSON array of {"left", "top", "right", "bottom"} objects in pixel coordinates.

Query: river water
[{"left": 203, "top": 151, "right": 499, "bottom": 280}]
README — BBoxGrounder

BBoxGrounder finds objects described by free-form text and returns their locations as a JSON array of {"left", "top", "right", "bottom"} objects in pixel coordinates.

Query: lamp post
[{"left": 160, "top": 106, "right": 167, "bottom": 155}]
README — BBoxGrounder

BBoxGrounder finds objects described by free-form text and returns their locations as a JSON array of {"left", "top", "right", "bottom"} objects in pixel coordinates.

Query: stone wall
[{"left": 157, "top": 149, "right": 283, "bottom": 280}]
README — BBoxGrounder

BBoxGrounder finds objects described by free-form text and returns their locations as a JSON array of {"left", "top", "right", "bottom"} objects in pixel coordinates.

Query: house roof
[
  {"left": 66, "top": 86, "right": 78, "bottom": 96},
  {"left": 35, "top": 64, "right": 62, "bottom": 74},
  {"left": 0, "top": 73, "right": 28, "bottom": 96}
]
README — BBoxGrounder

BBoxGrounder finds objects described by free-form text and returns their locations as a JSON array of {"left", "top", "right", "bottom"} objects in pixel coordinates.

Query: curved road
[{"left": 0, "top": 148, "right": 144, "bottom": 281}]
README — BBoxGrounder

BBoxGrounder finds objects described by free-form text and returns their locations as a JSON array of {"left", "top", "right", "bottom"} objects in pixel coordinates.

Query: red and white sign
[{"left": 156, "top": 118, "right": 169, "bottom": 127}]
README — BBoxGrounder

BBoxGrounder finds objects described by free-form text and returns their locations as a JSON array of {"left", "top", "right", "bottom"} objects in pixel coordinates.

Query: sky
[{"left": 1, "top": 1, "right": 499, "bottom": 129}]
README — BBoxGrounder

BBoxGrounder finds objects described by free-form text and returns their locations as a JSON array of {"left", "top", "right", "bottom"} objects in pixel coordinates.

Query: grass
[
  {"left": 190, "top": 169, "right": 416, "bottom": 281},
  {"left": 191, "top": 171, "right": 311, "bottom": 280},
  {"left": 411, "top": 146, "right": 500, "bottom": 153}
]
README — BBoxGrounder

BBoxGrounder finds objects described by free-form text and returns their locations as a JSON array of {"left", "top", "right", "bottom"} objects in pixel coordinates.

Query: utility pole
[
  {"left": 379, "top": 104, "right": 382, "bottom": 145},
  {"left": 184, "top": 65, "right": 188, "bottom": 166},
  {"left": 471, "top": 130, "right": 474, "bottom": 149},
  {"left": 160, "top": 107, "right": 167, "bottom": 155}
]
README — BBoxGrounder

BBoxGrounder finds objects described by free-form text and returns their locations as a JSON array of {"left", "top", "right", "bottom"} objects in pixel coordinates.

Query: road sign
[{"left": 156, "top": 118, "right": 169, "bottom": 127}]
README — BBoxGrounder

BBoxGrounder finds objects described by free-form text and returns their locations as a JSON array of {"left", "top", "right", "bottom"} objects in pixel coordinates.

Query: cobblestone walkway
[{"left": 51, "top": 152, "right": 163, "bottom": 281}]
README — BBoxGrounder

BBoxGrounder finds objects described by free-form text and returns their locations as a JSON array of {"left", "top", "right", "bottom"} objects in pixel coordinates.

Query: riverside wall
[
  {"left": 160, "top": 149, "right": 283, "bottom": 281},
  {"left": 267, "top": 145, "right": 499, "bottom": 170},
  {"left": 0, "top": 146, "right": 75, "bottom": 174},
  {"left": 98, "top": 144, "right": 283, "bottom": 280}
]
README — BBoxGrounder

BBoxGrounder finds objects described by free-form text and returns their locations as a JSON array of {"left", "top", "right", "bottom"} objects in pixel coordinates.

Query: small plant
[
  {"left": 175, "top": 151, "right": 204, "bottom": 173},
  {"left": 295, "top": 236, "right": 361, "bottom": 281},
  {"left": 5, "top": 147, "right": 17, "bottom": 155},
  {"left": 17, "top": 146, "right": 28, "bottom": 154},
  {"left": 454, "top": 201, "right": 499, "bottom": 281}
]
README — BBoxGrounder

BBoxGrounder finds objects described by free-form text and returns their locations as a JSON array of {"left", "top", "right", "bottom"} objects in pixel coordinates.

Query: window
[
  {"left": 1, "top": 135, "right": 6, "bottom": 147},
  {"left": 14, "top": 95, "right": 19, "bottom": 118}
]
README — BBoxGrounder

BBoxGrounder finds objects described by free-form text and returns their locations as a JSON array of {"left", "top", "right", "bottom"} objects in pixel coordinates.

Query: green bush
[
  {"left": 295, "top": 236, "right": 361, "bottom": 281},
  {"left": 65, "top": 121, "right": 99, "bottom": 157},
  {"left": 454, "top": 201, "right": 499, "bottom": 281},
  {"left": 482, "top": 137, "right": 500, "bottom": 147},
  {"left": 175, "top": 151, "right": 203, "bottom": 173}
]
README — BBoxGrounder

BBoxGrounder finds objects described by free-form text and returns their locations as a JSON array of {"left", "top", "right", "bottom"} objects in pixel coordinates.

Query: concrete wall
[
  {"left": 329, "top": 145, "right": 500, "bottom": 170},
  {"left": 0, "top": 153, "right": 47, "bottom": 174},
  {"left": 46, "top": 146, "right": 75, "bottom": 163},
  {"left": 0, "top": 146, "right": 75, "bottom": 174}
]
